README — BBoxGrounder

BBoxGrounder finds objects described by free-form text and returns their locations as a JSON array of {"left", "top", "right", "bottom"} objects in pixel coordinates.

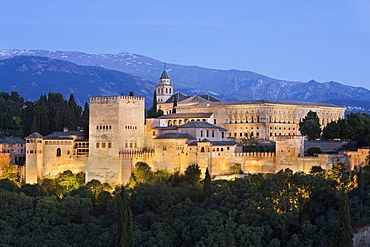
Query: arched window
[
  {"left": 212, "top": 130, "right": 215, "bottom": 137},
  {"left": 166, "top": 88, "right": 168, "bottom": 93},
  {"left": 169, "top": 88, "right": 172, "bottom": 94},
  {"left": 200, "top": 130, "right": 203, "bottom": 137},
  {"left": 201, "top": 147, "right": 205, "bottom": 152},
  {"left": 56, "top": 148, "right": 61, "bottom": 157}
]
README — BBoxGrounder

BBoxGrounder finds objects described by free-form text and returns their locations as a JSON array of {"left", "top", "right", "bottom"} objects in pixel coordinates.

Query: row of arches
[{"left": 168, "top": 119, "right": 207, "bottom": 126}]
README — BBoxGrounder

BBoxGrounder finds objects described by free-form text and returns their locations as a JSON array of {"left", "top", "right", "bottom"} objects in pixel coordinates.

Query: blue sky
[{"left": 1, "top": 0, "right": 370, "bottom": 88}]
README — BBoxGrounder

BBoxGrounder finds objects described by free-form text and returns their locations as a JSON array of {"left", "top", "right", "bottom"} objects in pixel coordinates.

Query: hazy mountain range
[{"left": 0, "top": 49, "right": 370, "bottom": 111}]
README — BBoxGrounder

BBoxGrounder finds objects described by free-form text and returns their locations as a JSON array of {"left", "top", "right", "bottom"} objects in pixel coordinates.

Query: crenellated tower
[
  {"left": 156, "top": 68, "right": 173, "bottom": 103},
  {"left": 86, "top": 95, "right": 146, "bottom": 185}
]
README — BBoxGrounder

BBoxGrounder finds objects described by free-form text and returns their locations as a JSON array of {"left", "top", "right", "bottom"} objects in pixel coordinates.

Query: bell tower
[{"left": 156, "top": 65, "right": 173, "bottom": 103}]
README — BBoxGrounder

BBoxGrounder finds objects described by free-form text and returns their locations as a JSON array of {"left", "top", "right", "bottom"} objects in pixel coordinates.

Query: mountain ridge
[{"left": 1, "top": 49, "right": 370, "bottom": 112}]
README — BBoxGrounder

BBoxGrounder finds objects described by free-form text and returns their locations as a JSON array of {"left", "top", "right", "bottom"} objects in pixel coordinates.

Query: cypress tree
[
  {"left": 38, "top": 95, "right": 50, "bottom": 135},
  {"left": 82, "top": 102, "right": 89, "bottom": 139},
  {"left": 152, "top": 90, "right": 157, "bottom": 112},
  {"left": 358, "top": 165, "right": 365, "bottom": 202},
  {"left": 172, "top": 94, "right": 177, "bottom": 114},
  {"left": 115, "top": 187, "right": 134, "bottom": 247},
  {"left": 147, "top": 90, "right": 163, "bottom": 118},
  {"left": 68, "top": 94, "right": 82, "bottom": 129},
  {"left": 31, "top": 115, "right": 38, "bottom": 133},
  {"left": 203, "top": 167, "right": 212, "bottom": 200},
  {"left": 333, "top": 190, "right": 353, "bottom": 247}
]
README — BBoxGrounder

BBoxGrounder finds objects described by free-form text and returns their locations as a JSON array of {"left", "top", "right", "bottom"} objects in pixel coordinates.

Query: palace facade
[{"left": 24, "top": 69, "right": 365, "bottom": 186}]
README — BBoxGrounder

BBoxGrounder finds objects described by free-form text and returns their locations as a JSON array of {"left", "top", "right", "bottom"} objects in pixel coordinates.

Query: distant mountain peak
[{"left": 1, "top": 49, "right": 370, "bottom": 112}]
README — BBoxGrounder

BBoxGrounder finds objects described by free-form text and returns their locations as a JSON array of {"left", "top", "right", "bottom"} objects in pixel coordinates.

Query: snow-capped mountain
[{"left": 1, "top": 49, "right": 370, "bottom": 112}]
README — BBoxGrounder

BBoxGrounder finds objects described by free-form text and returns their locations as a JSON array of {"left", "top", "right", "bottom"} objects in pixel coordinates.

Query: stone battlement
[{"left": 90, "top": 95, "right": 144, "bottom": 103}]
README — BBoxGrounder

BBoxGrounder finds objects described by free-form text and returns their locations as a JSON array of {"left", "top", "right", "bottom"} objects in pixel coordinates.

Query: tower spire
[{"left": 156, "top": 66, "right": 173, "bottom": 103}]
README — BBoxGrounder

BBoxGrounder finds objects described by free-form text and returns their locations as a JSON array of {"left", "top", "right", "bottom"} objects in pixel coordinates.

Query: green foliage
[
  {"left": 307, "top": 147, "right": 322, "bottom": 156},
  {"left": 146, "top": 90, "right": 164, "bottom": 118},
  {"left": 41, "top": 178, "right": 63, "bottom": 197},
  {"left": 57, "top": 170, "right": 85, "bottom": 192},
  {"left": 130, "top": 162, "right": 154, "bottom": 185},
  {"left": 309, "top": 166, "right": 325, "bottom": 176},
  {"left": 82, "top": 102, "right": 89, "bottom": 139},
  {"left": 299, "top": 111, "right": 321, "bottom": 140},
  {"left": 333, "top": 190, "right": 353, "bottom": 247},
  {"left": 358, "top": 165, "right": 365, "bottom": 202},
  {"left": 20, "top": 184, "right": 48, "bottom": 197},
  {"left": 184, "top": 164, "right": 201, "bottom": 185},
  {"left": 1, "top": 167, "right": 369, "bottom": 246},
  {"left": 0, "top": 178, "right": 19, "bottom": 191},
  {"left": 322, "top": 119, "right": 349, "bottom": 140},
  {"left": 115, "top": 186, "right": 134, "bottom": 247},
  {"left": 202, "top": 168, "right": 212, "bottom": 200},
  {"left": 1, "top": 163, "right": 20, "bottom": 184},
  {"left": 230, "top": 163, "right": 244, "bottom": 174},
  {"left": 172, "top": 94, "right": 177, "bottom": 114}
]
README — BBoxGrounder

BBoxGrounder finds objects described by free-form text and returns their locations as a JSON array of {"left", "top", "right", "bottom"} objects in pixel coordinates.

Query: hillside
[
  {"left": 1, "top": 49, "right": 370, "bottom": 111},
  {"left": 0, "top": 56, "right": 155, "bottom": 104}
]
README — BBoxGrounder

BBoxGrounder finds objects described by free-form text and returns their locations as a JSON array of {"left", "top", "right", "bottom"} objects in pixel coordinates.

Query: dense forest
[
  {"left": 1, "top": 91, "right": 370, "bottom": 246},
  {"left": 0, "top": 91, "right": 89, "bottom": 138},
  {"left": 0, "top": 160, "right": 368, "bottom": 246}
]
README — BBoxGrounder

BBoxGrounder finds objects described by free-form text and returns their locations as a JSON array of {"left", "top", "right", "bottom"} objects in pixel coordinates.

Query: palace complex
[{"left": 19, "top": 70, "right": 369, "bottom": 186}]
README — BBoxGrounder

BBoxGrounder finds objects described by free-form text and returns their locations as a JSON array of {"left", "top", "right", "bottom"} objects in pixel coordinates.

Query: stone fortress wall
[{"left": 23, "top": 70, "right": 367, "bottom": 186}]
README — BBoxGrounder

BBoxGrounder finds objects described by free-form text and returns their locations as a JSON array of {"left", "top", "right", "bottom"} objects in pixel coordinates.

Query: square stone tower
[{"left": 86, "top": 95, "right": 145, "bottom": 185}]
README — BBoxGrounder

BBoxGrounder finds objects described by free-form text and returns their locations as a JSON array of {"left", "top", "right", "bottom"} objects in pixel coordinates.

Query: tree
[
  {"left": 184, "top": 164, "right": 201, "bottom": 185},
  {"left": 57, "top": 170, "right": 85, "bottom": 192},
  {"left": 147, "top": 90, "right": 163, "bottom": 118},
  {"left": 299, "top": 111, "right": 321, "bottom": 140},
  {"left": 358, "top": 165, "right": 365, "bottom": 202},
  {"left": 86, "top": 179, "right": 103, "bottom": 205},
  {"left": 172, "top": 95, "right": 178, "bottom": 114},
  {"left": 1, "top": 164, "right": 19, "bottom": 183},
  {"left": 300, "top": 119, "right": 321, "bottom": 140},
  {"left": 333, "top": 190, "right": 353, "bottom": 247},
  {"left": 203, "top": 168, "right": 212, "bottom": 200},
  {"left": 322, "top": 121, "right": 340, "bottom": 140},
  {"left": 82, "top": 102, "right": 89, "bottom": 139},
  {"left": 132, "top": 162, "right": 153, "bottom": 184},
  {"left": 115, "top": 187, "right": 134, "bottom": 247}
]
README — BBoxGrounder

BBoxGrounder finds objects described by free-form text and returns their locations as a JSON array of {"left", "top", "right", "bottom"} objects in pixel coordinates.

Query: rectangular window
[
  {"left": 102, "top": 143, "right": 106, "bottom": 148},
  {"left": 108, "top": 143, "right": 112, "bottom": 148},
  {"left": 96, "top": 143, "right": 99, "bottom": 148}
]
